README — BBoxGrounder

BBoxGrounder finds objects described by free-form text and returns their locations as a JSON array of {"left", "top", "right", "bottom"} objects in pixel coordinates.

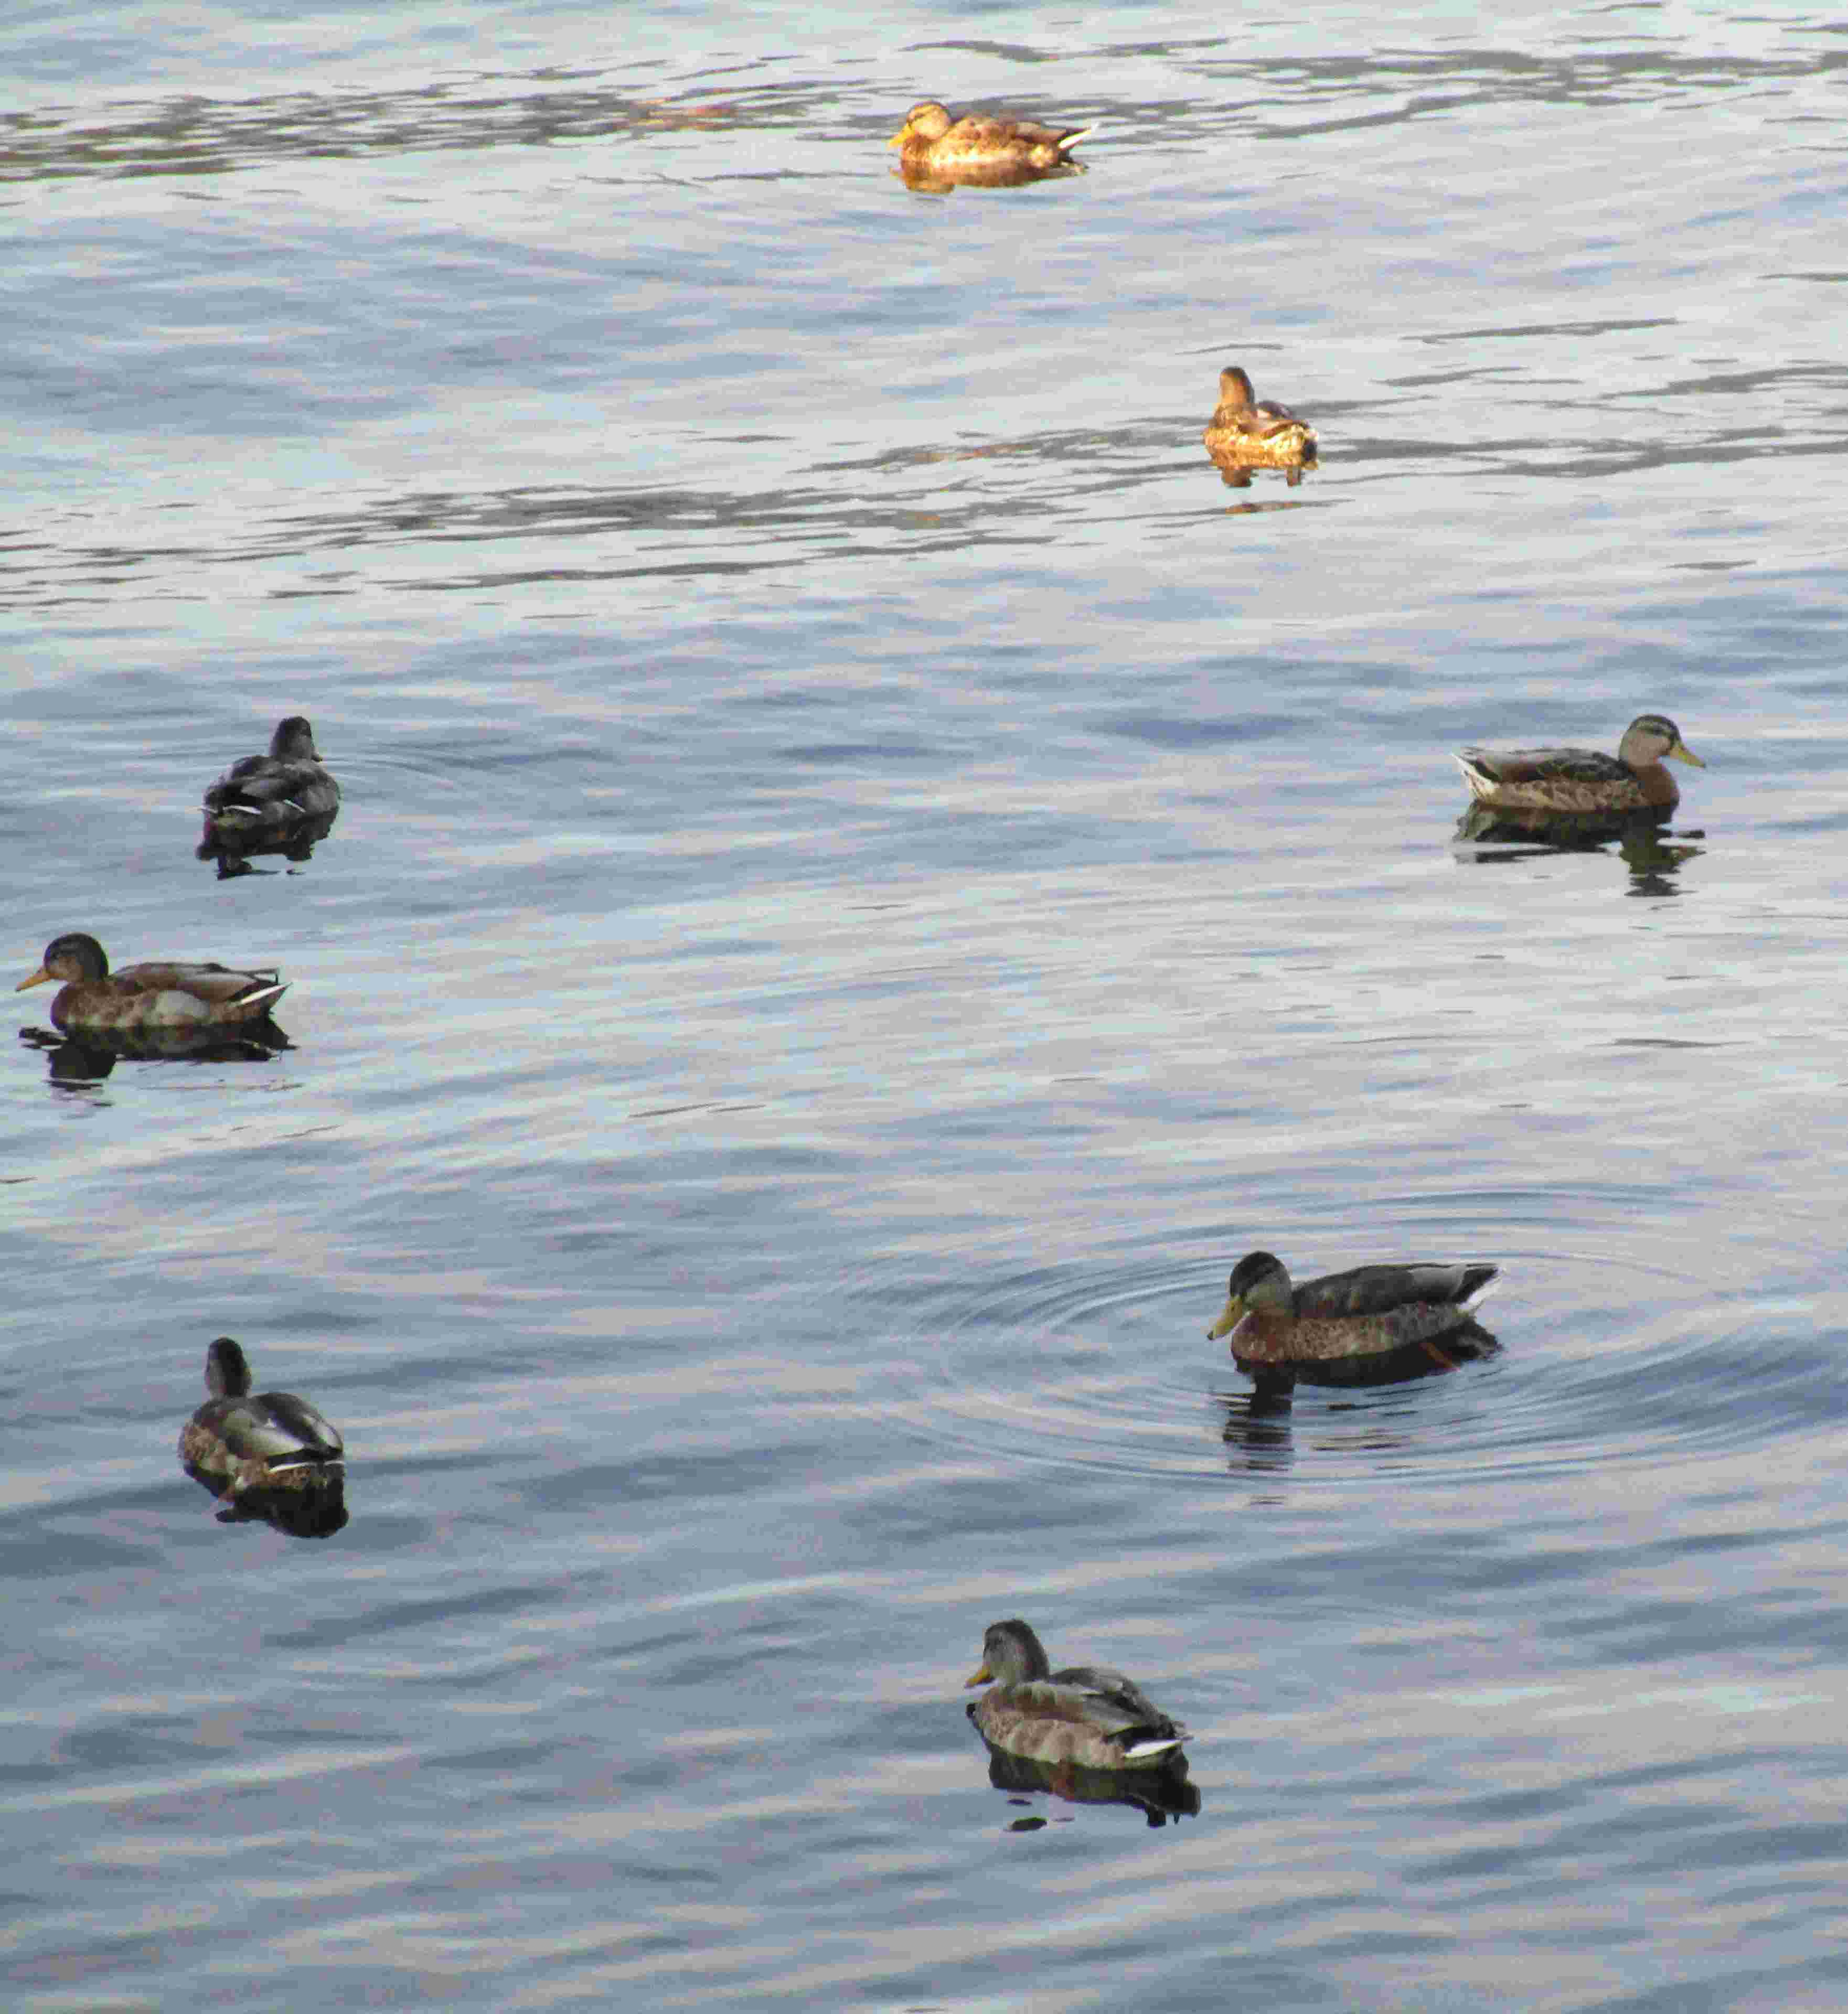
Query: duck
[
  {"left": 1209, "top": 1251, "right": 1499, "bottom": 1365},
  {"left": 202, "top": 715, "right": 339, "bottom": 830},
  {"left": 178, "top": 1337, "right": 345, "bottom": 1499},
  {"left": 16, "top": 934, "right": 287, "bottom": 1032},
  {"left": 1202, "top": 365, "right": 1318, "bottom": 468},
  {"left": 888, "top": 101, "right": 1096, "bottom": 176},
  {"left": 1453, "top": 714, "right": 1703, "bottom": 812},
  {"left": 965, "top": 1619, "right": 1188, "bottom": 1771}
]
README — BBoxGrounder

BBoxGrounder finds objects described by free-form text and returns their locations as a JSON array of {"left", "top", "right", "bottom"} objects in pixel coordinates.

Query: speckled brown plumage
[
  {"left": 16, "top": 934, "right": 286, "bottom": 1032},
  {"left": 177, "top": 1338, "right": 344, "bottom": 1502},
  {"left": 1209, "top": 1251, "right": 1499, "bottom": 1364},
  {"left": 888, "top": 101, "right": 1095, "bottom": 176},
  {"left": 965, "top": 1619, "right": 1187, "bottom": 1772},
  {"left": 1202, "top": 365, "right": 1318, "bottom": 469},
  {"left": 1454, "top": 714, "right": 1704, "bottom": 812}
]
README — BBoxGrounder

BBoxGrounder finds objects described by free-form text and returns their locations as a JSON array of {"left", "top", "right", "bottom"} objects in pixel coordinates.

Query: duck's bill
[
  {"left": 15, "top": 967, "right": 51, "bottom": 992},
  {"left": 886, "top": 126, "right": 910, "bottom": 147},
  {"left": 1669, "top": 743, "right": 1706, "bottom": 768},
  {"left": 1206, "top": 1295, "right": 1243, "bottom": 1341},
  {"left": 965, "top": 1661, "right": 994, "bottom": 1687}
]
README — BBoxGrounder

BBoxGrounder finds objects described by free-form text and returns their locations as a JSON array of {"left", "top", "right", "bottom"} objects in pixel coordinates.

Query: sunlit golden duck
[
  {"left": 888, "top": 101, "right": 1096, "bottom": 176},
  {"left": 16, "top": 933, "right": 286, "bottom": 1032},
  {"left": 203, "top": 714, "right": 339, "bottom": 831},
  {"left": 1454, "top": 713, "right": 1703, "bottom": 812},
  {"left": 1209, "top": 1251, "right": 1499, "bottom": 1365},
  {"left": 966, "top": 1619, "right": 1188, "bottom": 1771},
  {"left": 1202, "top": 365, "right": 1317, "bottom": 469},
  {"left": 178, "top": 1337, "right": 345, "bottom": 1500}
]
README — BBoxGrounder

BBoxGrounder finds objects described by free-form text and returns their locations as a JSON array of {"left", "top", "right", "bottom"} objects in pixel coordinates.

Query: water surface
[{"left": 7, "top": 4, "right": 1848, "bottom": 2009}]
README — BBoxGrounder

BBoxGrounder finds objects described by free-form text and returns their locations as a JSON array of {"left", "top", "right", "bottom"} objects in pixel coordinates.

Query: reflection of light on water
[{"left": 1550, "top": 1682, "right": 1834, "bottom": 1723}]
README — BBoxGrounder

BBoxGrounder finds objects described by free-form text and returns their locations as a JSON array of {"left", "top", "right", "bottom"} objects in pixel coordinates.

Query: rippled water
[{"left": 9, "top": 3, "right": 1848, "bottom": 2008}]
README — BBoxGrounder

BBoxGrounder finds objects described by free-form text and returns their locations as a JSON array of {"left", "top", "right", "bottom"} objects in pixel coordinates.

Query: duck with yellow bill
[{"left": 1209, "top": 1250, "right": 1499, "bottom": 1365}]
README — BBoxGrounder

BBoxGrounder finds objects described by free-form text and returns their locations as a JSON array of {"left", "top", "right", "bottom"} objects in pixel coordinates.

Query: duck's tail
[
  {"left": 1118, "top": 1731, "right": 1185, "bottom": 1762},
  {"left": 266, "top": 1450, "right": 344, "bottom": 1475},
  {"left": 1114, "top": 1713, "right": 1187, "bottom": 1762},
  {"left": 1458, "top": 1263, "right": 1499, "bottom": 1310},
  {"left": 237, "top": 981, "right": 290, "bottom": 1017}
]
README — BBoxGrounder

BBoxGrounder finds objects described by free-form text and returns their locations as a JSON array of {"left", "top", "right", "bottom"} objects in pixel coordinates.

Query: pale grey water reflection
[{"left": 8, "top": 2, "right": 1848, "bottom": 2010}]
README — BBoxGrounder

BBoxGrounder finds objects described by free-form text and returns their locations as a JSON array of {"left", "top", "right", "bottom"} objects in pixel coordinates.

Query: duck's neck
[{"left": 1631, "top": 763, "right": 1678, "bottom": 806}]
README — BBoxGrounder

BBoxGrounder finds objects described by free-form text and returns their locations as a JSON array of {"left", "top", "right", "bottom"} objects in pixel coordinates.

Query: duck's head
[
  {"left": 1216, "top": 365, "right": 1257, "bottom": 411},
  {"left": 967, "top": 1617, "right": 1051, "bottom": 1687},
  {"left": 270, "top": 715, "right": 320, "bottom": 760},
  {"left": 17, "top": 933, "right": 109, "bottom": 991},
  {"left": 889, "top": 101, "right": 952, "bottom": 147},
  {"left": 1208, "top": 1250, "right": 1292, "bottom": 1338},
  {"left": 1619, "top": 714, "right": 1703, "bottom": 770},
  {"left": 205, "top": 1336, "right": 254, "bottom": 1399},
  {"left": 1217, "top": 366, "right": 1310, "bottom": 436}
]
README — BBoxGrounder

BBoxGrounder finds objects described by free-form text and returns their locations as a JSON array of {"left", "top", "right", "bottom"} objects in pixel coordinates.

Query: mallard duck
[
  {"left": 178, "top": 1337, "right": 344, "bottom": 1498},
  {"left": 202, "top": 715, "right": 339, "bottom": 830},
  {"left": 888, "top": 101, "right": 1096, "bottom": 175},
  {"left": 1454, "top": 714, "right": 1703, "bottom": 812},
  {"left": 1202, "top": 365, "right": 1318, "bottom": 468},
  {"left": 1209, "top": 1251, "right": 1499, "bottom": 1365},
  {"left": 16, "top": 934, "right": 286, "bottom": 1032},
  {"left": 965, "top": 1619, "right": 1187, "bottom": 1771}
]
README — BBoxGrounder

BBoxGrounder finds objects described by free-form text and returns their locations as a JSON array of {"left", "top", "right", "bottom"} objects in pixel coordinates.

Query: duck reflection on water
[
  {"left": 19, "top": 1017, "right": 292, "bottom": 1084},
  {"left": 895, "top": 155, "right": 1086, "bottom": 194},
  {"left": 976, "top": 1739, "right": 1200, "bottom": 1828},
  {"left": 198, "top": 802, "right": 339, "bottom": 876},
  {"left": 1221, "top": 1320, "right": 1502, "bottom": 1422},
  {"left": 187, "top": 1469, "right": 349, "bottom": 1538},
  {"left": 1217, "top": 1313, "right": 1501, "bottom": 1471},
  {"left": 1452, "top": 801, "right": 1702, "bottom": 890}
]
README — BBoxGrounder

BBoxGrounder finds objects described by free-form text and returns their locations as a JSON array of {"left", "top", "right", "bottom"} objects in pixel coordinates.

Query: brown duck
[
  {"left": 203, "top": 714, "right": 339, "bottom": 833},
  {"left": 1202, "top": 365, "right": 1317, "bottom": 470},
  {"left": 179, "top": 1337, "right": 345, "bottom": 1502},
  {"left": 17, "top": 933, "right": 286, "bottom": 1032},
  {"left": 1454, "top": 714, "right": 1704, "bottom": 812},
  {"left": 1209, "top": 1251, "right": 1498, "bottom": 1365},
  {"left": 888, "top": 101, "right": 1096, "bottom": 177},
  {"left": 966, "top": 1619, "right": 1188, "bottom": 1771}
]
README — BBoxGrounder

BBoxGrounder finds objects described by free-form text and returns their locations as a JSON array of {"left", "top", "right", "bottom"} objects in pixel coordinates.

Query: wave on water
[{"left": 814, "top": 1226, "right": 1848, "bottom": 1492}]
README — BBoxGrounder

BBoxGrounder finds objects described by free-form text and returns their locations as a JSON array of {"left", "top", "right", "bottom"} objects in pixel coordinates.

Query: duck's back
[
  {"left": 928, "top": 112, "right": 1083, "bottom": 165},
  {"left": 193, "top": 1388, "right": 342, "bottom": 1463},
  {"left": 1050, "top": 1663, "right": 1183, "bottom": 1737},
  {"left": 116, "top": 959, "right": 281, "bottom": 1001},
  {"left": 1460, "top": 744, "right": 1624, "bottom": 784},
  {"left": 205, "top": 758, "right": 338, "bottom": 819},
  {"left": 1292, "top": 1261, "right": 1497, "bottom": 1316}
]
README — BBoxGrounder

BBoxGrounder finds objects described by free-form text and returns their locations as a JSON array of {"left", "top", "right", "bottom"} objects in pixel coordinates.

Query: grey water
[{"left": 7, "top": 2, "right": 1848, "bottom": 2007}]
